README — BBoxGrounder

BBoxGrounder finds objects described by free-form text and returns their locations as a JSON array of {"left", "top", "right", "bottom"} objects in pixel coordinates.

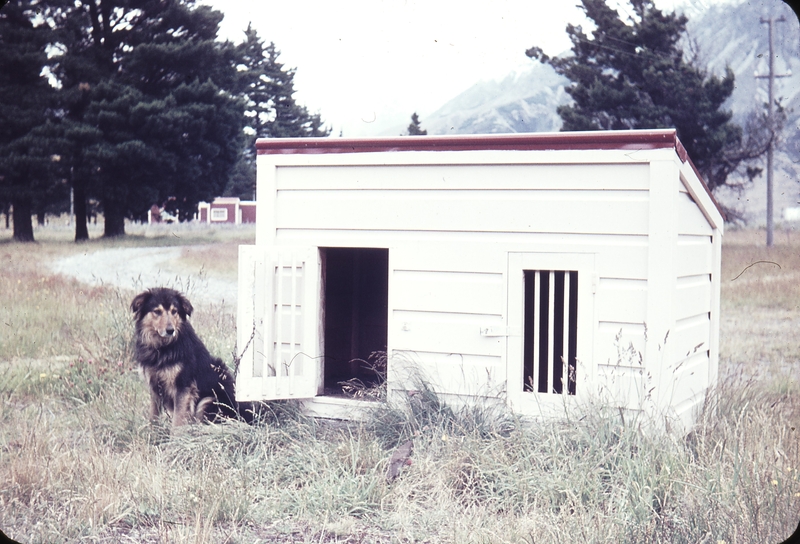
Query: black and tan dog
[{"left": 131, "top": 288, "right": 248, "bottom": 427}]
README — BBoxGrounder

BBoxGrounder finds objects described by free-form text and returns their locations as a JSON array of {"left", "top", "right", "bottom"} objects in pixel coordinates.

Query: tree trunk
[
  {"left": 11, "top": 197, "right": 35, "bottom": 242},
  {"left": 73, "top": 178, "right": 89, "bottom": 242},
  {"left": 37, "top": 210, "right": 46, "bottom": 226},
  {"left": 103, "top": 199, "right": 126, "bottom": 237}
]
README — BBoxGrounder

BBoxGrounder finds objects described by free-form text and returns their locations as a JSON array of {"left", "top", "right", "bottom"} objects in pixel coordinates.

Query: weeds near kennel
[{"left": 338, "top": 351, "right": 389, "bottom": 402}]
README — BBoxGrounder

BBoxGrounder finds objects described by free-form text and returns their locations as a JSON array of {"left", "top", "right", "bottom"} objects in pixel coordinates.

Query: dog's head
[{"left": 131, "top": 288, "right": 193, "bottom": 347}]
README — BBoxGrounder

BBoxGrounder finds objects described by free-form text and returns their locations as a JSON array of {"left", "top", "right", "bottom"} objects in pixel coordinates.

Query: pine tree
[
  {"left": 49, "top": 0, "right": 245, "bottom": 237},
  {"left": 406, "top": 112, "right": 427, "bottom": 136},
  {"left": 225, "top": 25, "right": 329, "bottom": 199},
  {"left": 236, "top": 26, "right": 328, "bottom": 139},
  {"left": 0, "top": 0, "right": 61, "bottom": 242},
  {"left": 526, "top": 0, "right": 752, "bottom": 192}
]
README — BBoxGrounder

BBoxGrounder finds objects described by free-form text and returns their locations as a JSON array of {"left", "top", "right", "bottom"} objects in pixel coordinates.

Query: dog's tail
[
  {"left": 195, "top": 397, "right": 215, "bottom": 422},
  {"left": 237, "top": 401, "right": 255, "bottom": 424},
  {"left": 196, "top": 396, "right": 254, "bottom": 425}
]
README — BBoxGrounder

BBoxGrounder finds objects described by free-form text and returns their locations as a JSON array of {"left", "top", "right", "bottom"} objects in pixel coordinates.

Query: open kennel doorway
[{"left": 320, "top": 247, "right": 389, "bottom": 397}]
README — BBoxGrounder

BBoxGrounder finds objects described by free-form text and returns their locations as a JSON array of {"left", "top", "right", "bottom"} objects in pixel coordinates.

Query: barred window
[{"left": 523, "top": 270, "right": 578, "bottom": 395}]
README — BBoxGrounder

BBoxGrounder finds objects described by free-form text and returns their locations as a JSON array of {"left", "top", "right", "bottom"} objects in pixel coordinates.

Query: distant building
[{"left": 197, "top": 197, "right": 256, "bottom": 225}]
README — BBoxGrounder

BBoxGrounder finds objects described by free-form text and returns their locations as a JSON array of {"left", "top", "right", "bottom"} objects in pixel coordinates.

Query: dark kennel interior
[{"left": 321, "top": 247, "right": 389, "bottom": 395}]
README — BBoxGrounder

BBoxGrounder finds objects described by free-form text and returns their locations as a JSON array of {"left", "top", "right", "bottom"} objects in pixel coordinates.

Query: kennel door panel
[
  {"left": 237, "top": 245, "right": 321, "bottom": 401},
  {"left": 506, "top": 252, "right": 596, "bottom": 417}
]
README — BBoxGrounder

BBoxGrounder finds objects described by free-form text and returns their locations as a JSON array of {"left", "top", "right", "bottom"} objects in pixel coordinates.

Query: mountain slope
[{"left": 422, "top": 62, "right": 569, "bottom": 135}]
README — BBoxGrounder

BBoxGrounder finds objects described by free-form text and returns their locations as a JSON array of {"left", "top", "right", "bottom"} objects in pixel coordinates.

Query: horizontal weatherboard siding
[
  {"left": 595, "top": 279, "right": 648, "bottom": 324},
  {"left": 671, "top": 351, "right": 710, "bottom": 403},
  {"left": 275, "top": 190, "right": 649, "bottom": 235},
  {"left": 275, "top": 163, "right": 651, "bottom": 191},
  {"left": 391, "top": 350, "right": 505, "bottom": 398},
  {"left": 675, "top": 275, "right": 712, "bottom": 320},
  {"left": 392, "top": 310, "right": 505, "bottom": 357},
  {"left": 672, "top": 314, "right": 711, "bottom": 364},
  {"left": 677, "top": 192, "right": 714, "bottom": 236},
  {"left": 392, "top": 270, "right": 505, "bottom": 316},
  {"left": 676, "top": 235, "right": 713, "bottom": 277}
]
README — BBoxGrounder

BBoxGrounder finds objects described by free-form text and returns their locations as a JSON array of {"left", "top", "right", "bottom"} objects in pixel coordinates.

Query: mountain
[
  {"left": 417, "top": 0, "right": 800, "bottom": 225},
  {"left": 422, "top": 61, "right": 569, "bottom": 135}
]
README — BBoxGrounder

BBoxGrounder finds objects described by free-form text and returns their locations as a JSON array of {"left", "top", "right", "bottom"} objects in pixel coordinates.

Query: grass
[
  {"left": 720, "top": 226, "right": 800, "bottom": 369},
  {"left": 176, "top": 243, "right": 246, "bottom": 283},
  {"left": 1, "top": 223, "right": 799, "bottom": 543}
]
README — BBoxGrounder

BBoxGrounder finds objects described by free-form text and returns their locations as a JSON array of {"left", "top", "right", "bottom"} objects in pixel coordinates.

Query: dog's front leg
[
  {"left": 148, "top": 388, "right": 162, "bottom": 422},
  {"left": 172, "top": 386, "right": 200, "bottom": 427},
  {"left": 172, "top": 393, "right": 191, "bottom": 427}
]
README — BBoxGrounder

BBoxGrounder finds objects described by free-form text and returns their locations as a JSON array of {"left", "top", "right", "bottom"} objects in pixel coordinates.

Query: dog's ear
[
  {"left": 131, "top": 291, "right": 150, "bottom": 315},
  {"left": 176, "top": 292, "right": 193, "bottom": 317}
]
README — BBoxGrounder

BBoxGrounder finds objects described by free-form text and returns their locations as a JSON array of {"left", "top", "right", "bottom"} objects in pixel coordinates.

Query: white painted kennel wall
[{"left": 241, "top": 132, "right": 723, "bottom": 428}]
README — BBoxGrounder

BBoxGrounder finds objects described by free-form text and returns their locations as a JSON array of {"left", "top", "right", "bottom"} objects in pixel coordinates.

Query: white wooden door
[
  {"left": 506, "top": 252, "right": 596, "bottom": 417},
  {"left": 236, "top": 245, "right": 322, "bottom": 401}
]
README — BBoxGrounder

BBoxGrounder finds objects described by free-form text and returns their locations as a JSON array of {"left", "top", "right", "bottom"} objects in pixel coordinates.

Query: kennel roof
[{"left": 255, "top": 129, "right": 719, "bottom": 214}]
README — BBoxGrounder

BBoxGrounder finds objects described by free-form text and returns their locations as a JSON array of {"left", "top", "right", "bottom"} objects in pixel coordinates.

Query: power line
[{"left": 572, "top": 35, "right": 679, "bottom": 63}]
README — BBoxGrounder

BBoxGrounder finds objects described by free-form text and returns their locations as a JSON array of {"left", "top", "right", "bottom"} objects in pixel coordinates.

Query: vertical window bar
[
  {"left": 537, "top": 270, "right": 548, "bottom": 393},
  {"left": 568, "top": 271, "right": 579, "bottom": 395},
  {"left": 546, "top": 270, "right": 555, "bottom": 395},
  {"left": 553, "top": 271, "right": 565, "bottom": 394},
  {"left": 560, "top": 271, "right": 569, "bottom": 395},
  {"left": 523, "top": 271, "right": 535, "bottom": 392}
]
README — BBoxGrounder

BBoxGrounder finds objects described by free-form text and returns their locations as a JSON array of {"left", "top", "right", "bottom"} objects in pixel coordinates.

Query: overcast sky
[{"left": 200, "top": 0, "right": 730, "bottom": 137}]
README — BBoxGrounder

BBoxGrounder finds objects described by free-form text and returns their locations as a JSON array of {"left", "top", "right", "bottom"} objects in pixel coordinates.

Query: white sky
[{"left": 200, "top": 0, "right": 726, "bottom": 137}]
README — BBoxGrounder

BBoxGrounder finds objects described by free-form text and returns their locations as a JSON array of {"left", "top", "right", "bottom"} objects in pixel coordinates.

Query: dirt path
[{"left": 50, "top": 246, "right": 239, "bottom": 308}]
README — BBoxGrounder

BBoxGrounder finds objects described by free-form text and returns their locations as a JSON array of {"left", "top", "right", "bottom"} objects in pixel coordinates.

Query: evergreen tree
[
  {"left": 0, "top": 0, "right": 61, "bottom": 242},
  {"left": 2, "top": 2, "right": 327, "bottom": 235},
  {"left": 47, "top": 0, "right": 121, "bottom": 239},
  {"left": 225, "top": 25, "right": 329, "bottom": 199},
  {"left": 49, "top": 0, "right": 244, "bottom": 238},
  {"left": 224, "top": 133, "right": 257, "bottom": 200},
  {"left": 236, "top": 26, "right": 328, "bottom": 140},
  {"left": 406, "top": 112, "right": 427, "bottom": 136},
  {"left": 526, "top": 0, "right": 756, "bottom": 192}
]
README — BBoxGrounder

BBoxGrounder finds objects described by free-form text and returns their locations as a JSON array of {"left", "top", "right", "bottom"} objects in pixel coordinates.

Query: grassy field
[{"left": 1, "top": 223, "right": 798, "bottom": 543}]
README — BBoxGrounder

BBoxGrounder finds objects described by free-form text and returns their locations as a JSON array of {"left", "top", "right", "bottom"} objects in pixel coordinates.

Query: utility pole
[{"left": 756, "top": 14, "right": 789, "bottom": 247}]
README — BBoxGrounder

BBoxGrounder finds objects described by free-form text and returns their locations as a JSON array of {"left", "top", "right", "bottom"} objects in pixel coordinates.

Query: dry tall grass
[{"left": 1, "top": 225, "right": 798, "bottom": 543}]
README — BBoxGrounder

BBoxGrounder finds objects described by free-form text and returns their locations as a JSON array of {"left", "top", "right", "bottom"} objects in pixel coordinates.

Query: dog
[{"left": 131, "top": 287, "right": 249, "bottom": 426}]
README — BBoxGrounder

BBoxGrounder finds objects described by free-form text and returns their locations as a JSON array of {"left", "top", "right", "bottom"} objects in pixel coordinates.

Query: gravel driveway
[{"left": 50, "top": 246, "right": 239, "bottom": 308}]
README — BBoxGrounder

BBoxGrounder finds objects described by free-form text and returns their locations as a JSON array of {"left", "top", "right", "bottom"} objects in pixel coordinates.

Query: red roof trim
[{"left": 256, "top": 129, "right": 680, "bottom": 155}]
